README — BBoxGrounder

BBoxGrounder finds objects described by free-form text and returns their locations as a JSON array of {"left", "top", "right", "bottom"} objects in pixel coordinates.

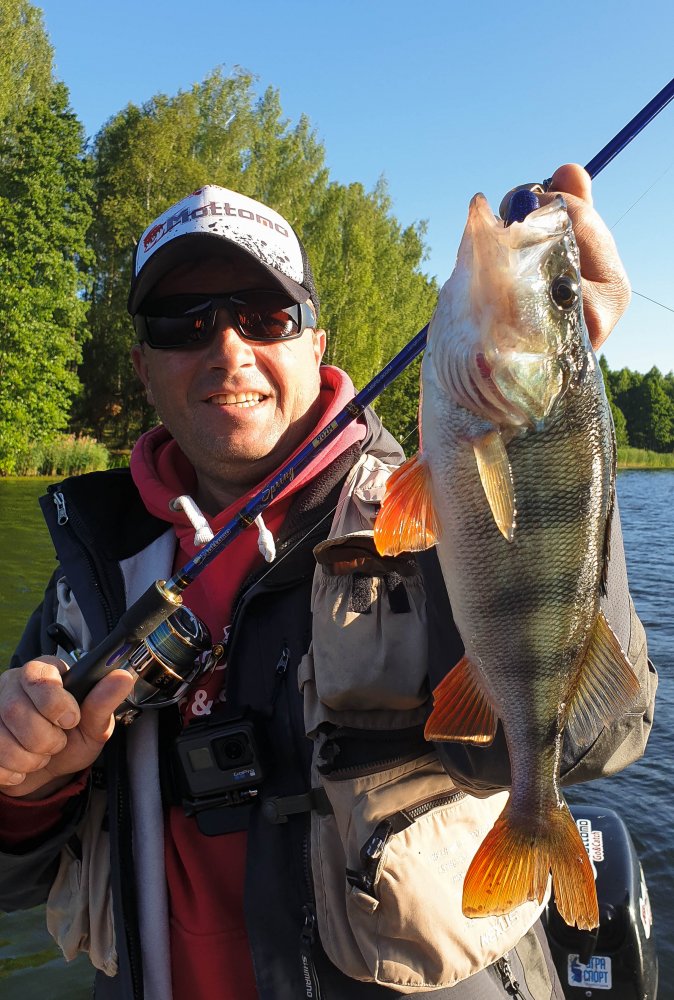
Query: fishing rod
[{"left": 62, "top": 73, "right": 674, "bottom": 716}]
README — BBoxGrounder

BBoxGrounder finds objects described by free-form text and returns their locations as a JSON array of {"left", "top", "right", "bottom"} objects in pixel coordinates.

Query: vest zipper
[
  {"left": 48, "top": 485, "right": 120, "bottom": 633},
  {"left": 53, "top": 490, "right": 68, "bottom": 525},
  {"left": 495, "top": 954, "right": 527, "bottom": 998},
  {"left": 348, "top": 790, "right": 466, "bottom": 896},
  {"left": 299, "top": 904, "right": 323, "bottom": 999}
]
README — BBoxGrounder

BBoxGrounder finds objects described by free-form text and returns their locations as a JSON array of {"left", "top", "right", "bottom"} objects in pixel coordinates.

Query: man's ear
[
  {"left": 131, "top": 343, "right": 155, "bottom": 405},
  {"left": 312, "top": 328, "right": 327, "bottom": 365}
]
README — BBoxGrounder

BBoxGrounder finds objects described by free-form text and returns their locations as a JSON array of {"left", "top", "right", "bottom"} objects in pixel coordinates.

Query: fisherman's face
[{"left": 131, "top": 257, "right": 325, "bottom": 512}]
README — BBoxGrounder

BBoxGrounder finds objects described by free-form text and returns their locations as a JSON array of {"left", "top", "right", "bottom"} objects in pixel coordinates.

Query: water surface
[{"left": 0, "top": 472, "right": 671, "bottom": 997}]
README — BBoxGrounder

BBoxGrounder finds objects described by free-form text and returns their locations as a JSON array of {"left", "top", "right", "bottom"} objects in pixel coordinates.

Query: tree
[
  {"left": 0, "top": 68, "right": 92, "bottom": 471},
  {"left": 306, "top": 178, "right": 436, "bottom": 395},
  {"left": 598, "top": 355, "right": 628, "bottom": 448},
  {"left": 78, "top": 68, "right": 437, "bottom": 449},
  {"left": 78, "top": 68, "right": 330, "bottom": 444},
  {"left": 0, "top": 0, "right": 53, "bottom": 129},
  {"left": 631, "top": 368, "right": 674, "bottom": 452}
]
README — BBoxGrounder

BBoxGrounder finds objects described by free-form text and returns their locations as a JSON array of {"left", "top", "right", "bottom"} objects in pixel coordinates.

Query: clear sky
[{"left": 37, "top": 0, "right": 674, "bottom": 374}]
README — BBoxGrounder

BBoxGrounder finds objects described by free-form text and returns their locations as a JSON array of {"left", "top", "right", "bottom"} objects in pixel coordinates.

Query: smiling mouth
[{"left": 208, "top": 392, "right": 267, "bottom": 408}]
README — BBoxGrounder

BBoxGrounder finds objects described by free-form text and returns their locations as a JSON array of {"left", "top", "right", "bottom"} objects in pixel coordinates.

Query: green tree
[
  {"left": 0, "top": 0, "right": 53, "bottom": 129},
  {"left": 598, "top": 355, "right": 628, "bottom": 448},
  {"left": 78, "top": 68, "right": 329, "bottom": 444},
  {"left": 629, "top": 368, "right": 674, "bottom": 452},
  {"left": 0, "top": 72, "right": 93, "bottom": 473},
  {"left": 306, "top": 178, "right": 436, "bottom": 396}
]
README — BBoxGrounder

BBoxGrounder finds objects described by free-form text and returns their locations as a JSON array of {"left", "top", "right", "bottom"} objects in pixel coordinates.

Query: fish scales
[{"left": 374, "top": 192, "right": 639, "bottom": 930}]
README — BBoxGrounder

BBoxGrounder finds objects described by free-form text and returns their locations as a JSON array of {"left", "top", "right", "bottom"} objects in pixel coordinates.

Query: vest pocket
[{"left": 310, "top": 751, "right": 547, "bottom": 993}]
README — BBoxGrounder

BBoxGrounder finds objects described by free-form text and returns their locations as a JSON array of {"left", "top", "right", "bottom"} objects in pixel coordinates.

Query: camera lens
[
  {"left": 223, "top": 738, "right": 245, "bottom": 760},
  {"left": 213, "top": 730, "right": 254, "bottom": 770}
]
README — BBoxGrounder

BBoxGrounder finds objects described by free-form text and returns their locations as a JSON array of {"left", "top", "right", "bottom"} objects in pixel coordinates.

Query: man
[{"left": 0, "top": 167, "right": 656, "bottom": 1000}]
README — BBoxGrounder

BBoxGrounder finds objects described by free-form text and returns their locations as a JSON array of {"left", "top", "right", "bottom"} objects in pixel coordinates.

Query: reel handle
[{"left": 62, "top": 581, "right": 182, "bottom": 703}]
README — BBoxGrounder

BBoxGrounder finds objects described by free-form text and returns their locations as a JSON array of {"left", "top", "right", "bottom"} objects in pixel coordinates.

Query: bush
[
  {"left": 617, "top": 446, "right": 674, "bottom": 469},
  {"left": 12, "top": 434, "right": 110, "bottom": 476}
]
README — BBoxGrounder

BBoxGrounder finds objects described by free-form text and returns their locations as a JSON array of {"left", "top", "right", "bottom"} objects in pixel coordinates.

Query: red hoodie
[{"left": 0, "top": 366, "right": 365, "bottom": 1000}]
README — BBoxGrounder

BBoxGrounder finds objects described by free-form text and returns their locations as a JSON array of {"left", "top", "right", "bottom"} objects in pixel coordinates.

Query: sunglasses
[{"left": 134, "top": 290, "right": 316, "bottom": 349}]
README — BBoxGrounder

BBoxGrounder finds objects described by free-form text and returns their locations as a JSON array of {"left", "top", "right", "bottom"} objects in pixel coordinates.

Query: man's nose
[{"left": 206, "top": 309, "right": 256, "bottom": 363}]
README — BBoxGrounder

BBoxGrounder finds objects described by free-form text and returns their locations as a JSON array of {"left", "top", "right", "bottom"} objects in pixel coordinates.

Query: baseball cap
[{"left": 128, "top": 184, "right": 319, "bottom": 316}]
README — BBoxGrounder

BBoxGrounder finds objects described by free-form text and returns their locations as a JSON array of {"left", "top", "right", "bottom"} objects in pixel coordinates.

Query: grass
[
  {"left": 10, "top": 435, "right": 111, "bottom": 477},
  {"left": 617, "top": 447, "right": 674, "bottom": 469}
]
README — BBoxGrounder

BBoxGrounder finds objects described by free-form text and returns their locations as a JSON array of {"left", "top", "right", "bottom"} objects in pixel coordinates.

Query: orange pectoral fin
[
  {"left": 373, "top": 453, "right": 440, "bottom": 557},
  {"left": 424, "top": 656, "right": 497, "bottom": 744}
]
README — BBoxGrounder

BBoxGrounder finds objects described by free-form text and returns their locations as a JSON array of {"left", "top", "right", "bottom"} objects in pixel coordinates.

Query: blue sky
[{"left": 37, "top": 0, "right": 674, "bottom": 374}]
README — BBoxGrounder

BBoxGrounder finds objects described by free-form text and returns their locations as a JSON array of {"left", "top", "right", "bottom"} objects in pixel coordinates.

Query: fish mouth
[{"left": 431, "top": 192, "right": 580, "bottom": 428}]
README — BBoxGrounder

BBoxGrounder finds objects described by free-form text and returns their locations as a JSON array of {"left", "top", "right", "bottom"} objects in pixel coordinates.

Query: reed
[
  {"left": 13, "top": 435, "right": 110, "bottom": 477},
  {"left": 617, "top": 447, "right": 674, "bottom": 469}
]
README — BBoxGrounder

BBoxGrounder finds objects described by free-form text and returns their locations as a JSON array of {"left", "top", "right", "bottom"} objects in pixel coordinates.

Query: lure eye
[{"left": 550, "top": 274, "right": 579, "bottom": 311}]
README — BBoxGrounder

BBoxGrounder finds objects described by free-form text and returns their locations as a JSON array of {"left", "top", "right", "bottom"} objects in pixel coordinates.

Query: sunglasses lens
[
  {"left": 230, "top": 293, "right": 301, "bottom": 341},
  {"left": 140, "top": 297, "right": 215, "bottom": 348},
  {"left": 137, "top": 292, "right": 312, "bottom": 349}
]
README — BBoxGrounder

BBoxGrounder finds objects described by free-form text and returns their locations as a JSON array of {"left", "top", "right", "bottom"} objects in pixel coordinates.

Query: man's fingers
[
  {"left": 18, "top": 656, "right": 81, "bottom": 729},
  {"left": 78, "top": 669, "right": 136, "bottom": 743},
  {"left": 547, "top": 163, "right": 593, "bottom": 205}
]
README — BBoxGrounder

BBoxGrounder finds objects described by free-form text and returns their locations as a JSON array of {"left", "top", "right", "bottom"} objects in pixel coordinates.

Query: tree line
[
  {"left": 0, "top": 0, "right": 437, "bottom": 472},
  {"left": 600, "top": 357, "right": 674, "bottom": 453},
  {"left": 0, "top": 1, "right": 672, "bottom": 476}
]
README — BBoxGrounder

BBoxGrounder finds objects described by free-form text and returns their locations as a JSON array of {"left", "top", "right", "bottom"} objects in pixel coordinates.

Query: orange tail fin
[{"left": 463, "top": 802, "right": 598, "bottom": 931}]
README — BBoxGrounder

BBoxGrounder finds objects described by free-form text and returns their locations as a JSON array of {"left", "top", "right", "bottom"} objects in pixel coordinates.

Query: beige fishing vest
[{"left": 299, "top": 451, "right": 548, "bottom": 992}]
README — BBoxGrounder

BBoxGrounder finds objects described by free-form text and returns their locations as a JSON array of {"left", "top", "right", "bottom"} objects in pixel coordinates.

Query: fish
[{"left": 373, "top": 192, "right": 640, "bottom": 930}]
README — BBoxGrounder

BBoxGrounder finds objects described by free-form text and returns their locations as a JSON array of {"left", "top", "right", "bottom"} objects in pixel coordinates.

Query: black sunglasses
[{"left": 134, "top": 290, "right": 316, "bottom": 349}]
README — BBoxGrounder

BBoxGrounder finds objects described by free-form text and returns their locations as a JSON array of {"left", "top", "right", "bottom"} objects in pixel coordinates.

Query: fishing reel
[{"left": 51, "top": 604, "right": 225, "bottom": 724}]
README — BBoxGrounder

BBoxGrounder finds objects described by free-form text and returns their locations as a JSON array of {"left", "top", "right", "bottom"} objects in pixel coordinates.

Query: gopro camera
[{"left": 172, "top": 714, "right": 265, "bottom": 833}]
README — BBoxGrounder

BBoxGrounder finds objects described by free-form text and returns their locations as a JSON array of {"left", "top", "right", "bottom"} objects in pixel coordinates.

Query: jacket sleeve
[
  {"left": 0, "top": 571, "right": 91, "bottom": 910},
  {"left": 418, "top": 501, "right": 657, "bottom": 797}
]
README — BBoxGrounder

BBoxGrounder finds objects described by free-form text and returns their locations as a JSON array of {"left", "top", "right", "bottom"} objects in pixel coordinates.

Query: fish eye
[{"left": 550, "top": 274, "right": 579, "bottom": 311}]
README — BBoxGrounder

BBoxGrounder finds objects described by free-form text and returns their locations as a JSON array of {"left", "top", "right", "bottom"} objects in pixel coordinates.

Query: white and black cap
[{"left": 128, "top": 184, "right": 319, "bottom": 315}]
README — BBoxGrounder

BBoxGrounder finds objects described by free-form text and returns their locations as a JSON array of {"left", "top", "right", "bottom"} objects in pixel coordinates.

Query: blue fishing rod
[{"left": 63, "top": 74, "right": 674, "bottom": 712}]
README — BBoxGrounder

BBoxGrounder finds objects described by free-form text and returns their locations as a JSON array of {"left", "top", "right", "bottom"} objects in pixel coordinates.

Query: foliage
[
  {"left": 617, "top": 447, "right": 674, "bottom": 469},
  {"left": 12, "top": 434, "right": 109, "bottom": 476},
  {"left": 598, "top": 355, "right": 628, "bottom": 448},
  {"left": 0, "top": 0, "right": 53, "bottom": 129},
  {"left": 0, "top": 73, "right": 93, "bottom": 474},
  {"left": 75, "top": 68, "right": 437, "bottom": 448},
  {"left": 604, "top": 361, "right": 674, "bottom": 454},
  {"left": 307, "top": 179, "right": 436, "bottom": 399},
  {"left": 77, "top": 68, "right": 330, "bottom": 444}
]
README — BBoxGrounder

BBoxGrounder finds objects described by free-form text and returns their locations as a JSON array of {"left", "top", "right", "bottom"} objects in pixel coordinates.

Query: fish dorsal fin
[
  {"left": 373, "top": 453, "right": 440, "bottom": 556},
  {"left": 424, "top": 655, "right": 498, "bottom": 745},
  {"left": 472, "top": 431, "right": 516, "bottom": 543},
  {"left": 566, "top": 610, "right": 641, "bottom": 749}
]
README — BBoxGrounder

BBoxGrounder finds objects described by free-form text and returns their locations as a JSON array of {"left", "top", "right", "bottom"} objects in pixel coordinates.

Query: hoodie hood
[{"left": 130, "top": 365, "right": 372, "bottom": 549}]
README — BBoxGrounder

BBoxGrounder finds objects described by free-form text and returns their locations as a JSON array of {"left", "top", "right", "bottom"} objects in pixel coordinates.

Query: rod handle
[{"left": 62, "top": 582, "right": 182, "bottom": 703}]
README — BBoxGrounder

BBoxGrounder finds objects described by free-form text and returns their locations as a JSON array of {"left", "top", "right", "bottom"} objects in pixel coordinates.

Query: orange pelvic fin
[
  {"left": 463, "top": 802, "right": 599, "bottom": 931},
  {"left": 566, "top": 609, "right": 641, "bottom": 749},
  {"left": 424, "top": 655, "right": 497, "bottom": 744},
  {"left": 373, "top": 452, "right": 440, "bottom": 556},
  {"left": 472, "top": 430, "right": 516, "bottom": 543}
]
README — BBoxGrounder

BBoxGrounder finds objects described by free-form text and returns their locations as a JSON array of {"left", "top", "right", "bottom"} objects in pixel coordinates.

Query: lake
[{"left": 0, "top": 472, "right": 672, "bottom": 997}]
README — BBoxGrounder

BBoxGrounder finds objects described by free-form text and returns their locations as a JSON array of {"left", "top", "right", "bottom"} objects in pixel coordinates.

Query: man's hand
[
  {"left": 546, "top": 163, "right": 631, "bottom": 351},
  {"left": 501, "top": 163, "right": 631, "bottom": 351},
  {"left": 0, "top": 658, "right": 135, "bottom": 799}
]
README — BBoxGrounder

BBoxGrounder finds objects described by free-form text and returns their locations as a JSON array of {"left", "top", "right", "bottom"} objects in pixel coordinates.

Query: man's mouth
[{"left": 208, "top": 392, "right": 267, "bottom": 408}]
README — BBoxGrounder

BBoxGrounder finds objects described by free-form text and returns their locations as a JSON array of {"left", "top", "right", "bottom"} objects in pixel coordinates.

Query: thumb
[{"left": 78, "top": 669, "right": 137, "bottom": 743}]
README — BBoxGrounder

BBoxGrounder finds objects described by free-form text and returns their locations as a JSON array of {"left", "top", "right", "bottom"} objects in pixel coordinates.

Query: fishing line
[
  {"left": 632, "top": 289, "right": 674, "bottom": 315},
  {"left": 609, "top": 159, "right": 674, "bottom": 231}
]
